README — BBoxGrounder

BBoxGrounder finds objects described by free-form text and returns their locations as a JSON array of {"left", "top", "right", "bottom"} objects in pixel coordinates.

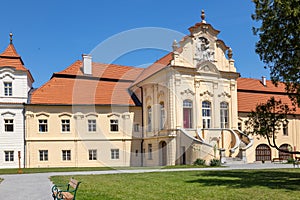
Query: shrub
[
  {"left": 287, "top": 157, "right": 295, "bottom": 164},
  {"left": 193, "top": 158, "right": 206, "bottom": 166},
  {"left": 210, "top": 159, "right": 221, "bottom": 167}
]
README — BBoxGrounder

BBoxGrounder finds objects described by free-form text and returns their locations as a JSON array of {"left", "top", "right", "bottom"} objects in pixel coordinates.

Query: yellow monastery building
[{"left": 0, "top": 11, "right": 299, "bottom": 168}]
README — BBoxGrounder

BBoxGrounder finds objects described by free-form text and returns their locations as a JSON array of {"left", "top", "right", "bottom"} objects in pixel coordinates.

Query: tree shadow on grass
[{"left": 187, "top": 169, "right": 300, "bottom": 191}]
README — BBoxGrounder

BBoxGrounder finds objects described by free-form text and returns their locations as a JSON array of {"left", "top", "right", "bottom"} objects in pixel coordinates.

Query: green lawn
[
  {"left": 0, "top": 165, "right": 207, "bottom": 175},
  {"left": 51, "top": 169, "right": 300, "bottom": 200}
]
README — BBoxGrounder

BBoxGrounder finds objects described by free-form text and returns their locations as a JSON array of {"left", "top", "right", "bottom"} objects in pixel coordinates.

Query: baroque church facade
[{"left": 0, "top": 11, "right": 299, "bottom": 168}]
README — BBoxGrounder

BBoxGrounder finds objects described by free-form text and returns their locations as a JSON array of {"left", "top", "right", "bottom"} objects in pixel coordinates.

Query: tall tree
[
  {"left": 252, "top": 0, "right": 300, "bottom": 105},
  {"left": 245, "top": 97, "right": 299, "bottom": 154}
]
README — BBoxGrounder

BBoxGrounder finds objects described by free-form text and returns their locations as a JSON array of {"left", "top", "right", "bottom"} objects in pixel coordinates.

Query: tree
[
  {"left": 244, "top": 97, "right": 299, "bottom": 154},
  {"left": 252, "top": 0, "right": 300, "bottom": 105}
]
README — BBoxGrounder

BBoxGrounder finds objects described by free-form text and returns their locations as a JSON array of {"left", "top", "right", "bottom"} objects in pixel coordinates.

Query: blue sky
[{"left": 0, "top": 0, "right": 268, "bottom": 87}]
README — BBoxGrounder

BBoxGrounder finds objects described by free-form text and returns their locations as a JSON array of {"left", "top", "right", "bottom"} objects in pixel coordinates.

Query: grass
[
  {"left": 51, "top": 168, "right": 300, "bottom": 200},
  {"left": 0, "top": 165, "right": 216, "bottom": 175}
]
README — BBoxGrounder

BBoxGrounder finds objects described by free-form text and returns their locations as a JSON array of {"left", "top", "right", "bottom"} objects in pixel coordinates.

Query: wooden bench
[
  {"left": 52, "top": 178, "right": 81, "bottom": 200},
  {"left": 272, "top": 158, "right": 283, "bottom": 163}
]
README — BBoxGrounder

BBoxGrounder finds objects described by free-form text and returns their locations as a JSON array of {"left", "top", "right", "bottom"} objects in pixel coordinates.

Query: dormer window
[{"left": 4, "top": 82, "right": 12, "bottom": 96}]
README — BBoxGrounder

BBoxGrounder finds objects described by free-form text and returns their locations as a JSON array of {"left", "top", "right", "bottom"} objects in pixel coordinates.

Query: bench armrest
[{"left": 51, "top": 184, "right": 69, "bottom": 193}]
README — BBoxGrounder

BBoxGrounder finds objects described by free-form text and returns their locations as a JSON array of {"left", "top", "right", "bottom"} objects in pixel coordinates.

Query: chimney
[
  {"left": 82, "top": 54, "right": 92, "bottom": 75},
  {"left": 261, "top": 76, "right": 266, "bottom": 87}
]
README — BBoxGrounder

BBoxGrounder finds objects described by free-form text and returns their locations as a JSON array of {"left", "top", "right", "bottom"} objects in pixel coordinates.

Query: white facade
[{"left": 0, "top": 42, "right": 33, "bottom": 168}]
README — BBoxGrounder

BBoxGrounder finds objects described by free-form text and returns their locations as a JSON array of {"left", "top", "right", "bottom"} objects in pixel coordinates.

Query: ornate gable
[
  {"left": 172, "top": 10, "right": 236, "bottom": 73},
  {"left": 197, "top": 61, "right": 219, "bottom": 76}
]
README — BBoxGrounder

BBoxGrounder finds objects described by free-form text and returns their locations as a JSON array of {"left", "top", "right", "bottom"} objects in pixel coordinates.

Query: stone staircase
[{"left": 223, "top": 156, "right": 247, "bottom": 164}]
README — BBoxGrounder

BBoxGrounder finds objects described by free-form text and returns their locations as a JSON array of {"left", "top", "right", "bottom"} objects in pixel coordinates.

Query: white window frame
[
  {"left": 183, "top": 100, "right": 193, "bottom": 129},
  {"left": 88, "top": 119, "right": 96, "bottom": 132},
  {"left": 62, "top": 150, "right": 71, "bottom": 161},
  {"left": 39, "top": 119, "right": 48, "bottom": 132},
  {"left": 4, "top": 119, "right": 14, "bottom": 132},
  {"left": 220, "top": 102, "right": 229, "bottom": 128},
  {"left": 88, "top": 149, "right": 97, "bottom": 160},
  {"left": 39, "top": 150, "right": 48, "bottom": 161},
  {"left": 4, "top": 151, "right": 14, "bottom": 162},
  {"left": 202, "top": 101, "right": 211, "bottom": 128},
  {"left": 160, "top": 102, "right": 165, "bottom": 130},
  {"left": 110, "top": 119, "right": 119, "bottom": 132},
  {"left": 61, "top": 119, "right": 70, "bottom": 132},
  {"left": 4, "top": 82, "right": 12, "bottom": 96},
  {"left": 111, "top": 149, "right": 119, "bottom": 160},
  {"left": 147, "top": 106, "right": 152, "bottom": 132}
]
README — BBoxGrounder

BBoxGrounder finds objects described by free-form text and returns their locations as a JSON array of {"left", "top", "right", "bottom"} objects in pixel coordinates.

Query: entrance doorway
[
  {"left": 159, "top": 141, "right": 167, "bottom": 166},
  {"left": 255, "top": 144, "right": 271, "bottom": 161}
]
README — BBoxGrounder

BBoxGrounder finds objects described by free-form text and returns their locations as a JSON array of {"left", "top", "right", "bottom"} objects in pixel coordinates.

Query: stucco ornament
[{"left": 195, "top": 37, "right": 214, "bottom": 62}]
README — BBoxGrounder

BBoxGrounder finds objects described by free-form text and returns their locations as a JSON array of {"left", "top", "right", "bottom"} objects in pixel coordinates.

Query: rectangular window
[
  {"left": 148, "top": 144, "right": 153, "bottom": 160},
  {"left": 39, "top": 119, "right": 48, "bottom": 132},
  {"left": 160, "top": 103, "right": 165, "bottom": 130},
  {"left": 5, "top": 151, "right": 14, "bottom": 162},
  {"left": 111, "top": 149, "right": 119, "bottom": 159},
  {"left": 220, "top": 102, "right": 229, "bottom": 128},
  {"left": 88, "top": 119, "right": 96, "bottom": 132},
  {"left": 4, "top": 119, "right": 14, "bottom": 132},
  {"left": 183, "top": 100, "right": 193, "bottom": 129},
  {"left": 283, "top": 126, "right": 288, "bottom": 136},
  {"left": 134, "top": 124, "right": 140, "bottom": 132},
  {"left": 4, "top": 82, "right": 12, "bottom": 96},
  {"left": 39, "top": 150, "right": 48, "bottom": 161},
  {"left": 110, "top": 119, "right": 119, "bottom": 132},
  {"left": 61, "top": 119, "right": 70, "bottom": 132},
  {"left": 62, "top": 150, "right": 71, "bottom": 161},
  {"left": 147, "top": 107, "right": 152, "bottom": 132},
  {"left": 88, "top": 149, "right": 97, "bottom": 160}
]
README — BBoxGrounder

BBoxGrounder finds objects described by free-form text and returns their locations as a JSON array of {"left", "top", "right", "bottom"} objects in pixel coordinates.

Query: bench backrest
[
  {"left": 69, "top": 178, "right": 79, "bottom": 189},
  {"left": 68, "top": 178, "right": 81, "bottom": 199}
]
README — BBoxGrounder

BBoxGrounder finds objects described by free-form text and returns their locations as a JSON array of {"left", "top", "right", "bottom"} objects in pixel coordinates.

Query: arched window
[
  {"left": 183, "top": 100, "right": 192, "bottom": 128},
  {"left": 147, "top": 106, "right": 152, "bottom": 132},
  {"left": 160, "top": 102, "right": 165, "bottom": 130},
  {"left": 202, "top": 101, "right": 211, "bottom": 128},
  {"left": 255, "top": 144, "right": 271, "bottom": 161},
  {"left": 279, "top": 144, "right": 293, "bottom": 160},
  {"left": 220, "top": 102, "right": 229, "bottom": 128}
]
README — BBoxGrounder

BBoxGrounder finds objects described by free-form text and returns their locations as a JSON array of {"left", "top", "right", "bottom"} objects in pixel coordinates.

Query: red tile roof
[
  {"left": 56, "top": 60, "right": 143, "bottom": 81},
  {"left": 0, "top": 43, "right": 34, "bottom": 82},
  {"left": 31, "top": 77, "right": 137, "bottom": 105},
  {"left": 237, "top": 78, "right": 300, "bottom": 114},
  {"left": 132, "top": 52, "right": 173, "bottom": 86},
  {"left": 31, "top": 61, "right": 143, "bottom": 105}
]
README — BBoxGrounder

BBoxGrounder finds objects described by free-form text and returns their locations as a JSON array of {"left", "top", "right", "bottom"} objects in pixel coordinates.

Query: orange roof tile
[
  {"left": 31, "top": 77, "right": 136, "bottom": 105},
  {"left": 56, "top": 60, "right": 144, "bottom": 81},
  {"left": 31, "top": 61, "right": 143, "bottom": 105},
  {"left": 0, "top": 43, "right": 21, "bottom": 58},
  {"left": 237, "top": 78, "right": 299, "bottom": 114},
  {"left": 237, "top": 77, "right": 286, "bottom": 93},
  {"left": 0, "top": 43, "right": 34, "bottom": 82},
  {"left": 132, "top": 52, "right": 173, "bottom": 86}
]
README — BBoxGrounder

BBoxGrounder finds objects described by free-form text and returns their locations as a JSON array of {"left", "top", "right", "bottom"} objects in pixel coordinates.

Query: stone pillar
[{"left": 219, "top": 148, "right": 226, "bottom": 164}]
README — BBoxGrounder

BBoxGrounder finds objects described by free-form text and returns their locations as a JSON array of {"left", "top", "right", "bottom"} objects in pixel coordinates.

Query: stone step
[{"left": 223, "top": 157, "right": 246, "bottom": 164}]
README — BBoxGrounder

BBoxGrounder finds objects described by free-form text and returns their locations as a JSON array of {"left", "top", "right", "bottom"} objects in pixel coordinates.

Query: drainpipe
[
  {"left": 140, "top": 86, "right": 144, "bottom": 167},
  {"left": 22, "top": 103, "right": 26, "bottom": 168}
]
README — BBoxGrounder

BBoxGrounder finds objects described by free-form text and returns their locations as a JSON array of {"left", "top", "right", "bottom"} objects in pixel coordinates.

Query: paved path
[{"left": 0, "top": 163, "right": 297, "bottom": 200}]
